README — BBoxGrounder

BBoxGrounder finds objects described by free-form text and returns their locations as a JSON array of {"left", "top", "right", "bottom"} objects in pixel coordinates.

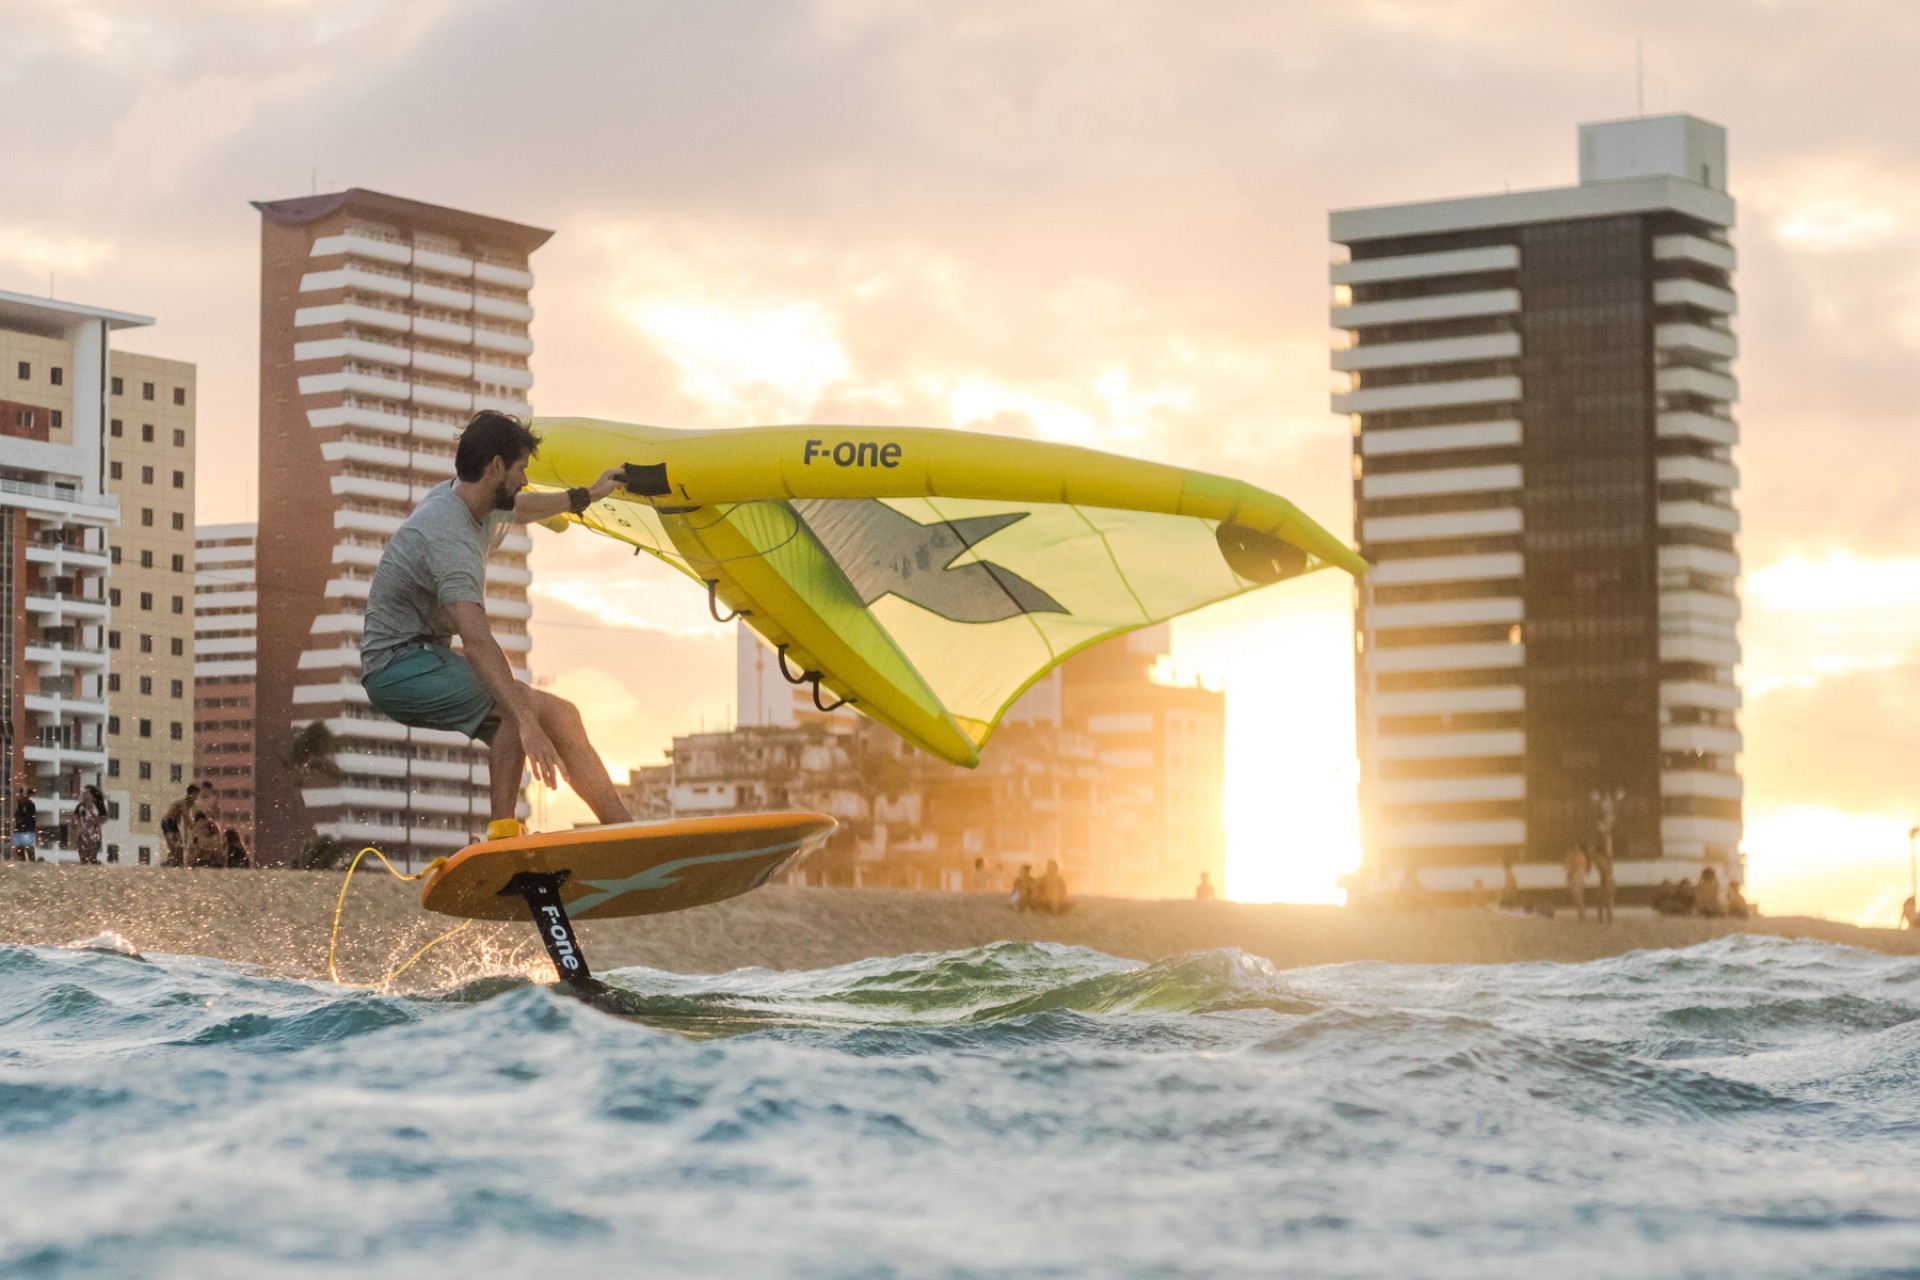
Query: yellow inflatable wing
[{"left": 526, "top": 419, "right": 1366, "bottom": 768}]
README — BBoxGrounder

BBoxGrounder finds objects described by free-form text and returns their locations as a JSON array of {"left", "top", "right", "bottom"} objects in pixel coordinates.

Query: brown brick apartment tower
[{"left": 251, "top": 190, "right": 551, "bottom": 865}]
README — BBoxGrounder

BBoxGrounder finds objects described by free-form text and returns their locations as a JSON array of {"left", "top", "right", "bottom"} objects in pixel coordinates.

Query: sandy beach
[{"left": 2, "top": 861, "right": 1915, "bottom": 988}]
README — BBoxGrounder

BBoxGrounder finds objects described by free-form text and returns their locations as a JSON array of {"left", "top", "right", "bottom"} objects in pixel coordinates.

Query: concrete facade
[
  {"left": 194, "top": 522, "right": 256, "bottom": 853},
  {"left": 1334, "top": 115, "right": 1742, "bottom": 901}
]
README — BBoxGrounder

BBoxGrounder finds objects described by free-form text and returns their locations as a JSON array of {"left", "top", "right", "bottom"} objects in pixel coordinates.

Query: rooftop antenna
[{"left": 1636, "top": 37, "right": 1644, "bottom": 115}]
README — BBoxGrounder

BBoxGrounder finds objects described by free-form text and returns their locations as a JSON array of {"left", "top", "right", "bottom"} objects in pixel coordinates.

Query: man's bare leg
[
  {"left": 489, "top": 714, "right": 526, "bottom": 826},
  {"left": 484, "top": 688, "right": 630, "bottom": 829},
  {"left": 529, "top": 688, "right": 629, "bottom": 825}
]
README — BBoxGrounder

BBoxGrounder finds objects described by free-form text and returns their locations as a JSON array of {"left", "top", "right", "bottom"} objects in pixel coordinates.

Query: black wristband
[{"left": 567, "top": 487, "right": 591, "bottom": 514}]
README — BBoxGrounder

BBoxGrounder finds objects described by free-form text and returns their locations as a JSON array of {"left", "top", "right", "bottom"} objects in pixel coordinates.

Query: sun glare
[{"left": 1171, "top": 574, "right": 1361, "bottom": 903}]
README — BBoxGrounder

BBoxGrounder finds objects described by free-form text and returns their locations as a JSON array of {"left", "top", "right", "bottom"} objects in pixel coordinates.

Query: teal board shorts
[{"left": 362, "top": 644, "right": 502, "bottom": 744}]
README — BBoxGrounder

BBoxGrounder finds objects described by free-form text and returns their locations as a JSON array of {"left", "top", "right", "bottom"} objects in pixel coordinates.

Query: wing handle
[{"left": 705, "top": 579, "right": 752, "bottom": 623}]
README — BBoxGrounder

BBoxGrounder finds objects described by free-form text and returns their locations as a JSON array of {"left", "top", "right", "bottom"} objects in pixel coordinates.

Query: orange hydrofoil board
[{"left": 420, "top": 812, "right": 836, "bottom": 992}]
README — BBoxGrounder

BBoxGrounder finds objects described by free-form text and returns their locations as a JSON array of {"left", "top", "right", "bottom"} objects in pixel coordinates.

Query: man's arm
[
  {"left": 511, "top": 467, "right": 626, "bottom": 525},
  {"left": 444, "top": 600, "right": 565, "bottom": 789}
]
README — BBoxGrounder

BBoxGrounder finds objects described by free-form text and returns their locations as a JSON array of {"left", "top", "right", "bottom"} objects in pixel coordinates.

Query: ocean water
[{"left": 1, "top": 935, "right": 1917, "bottom": 1279}]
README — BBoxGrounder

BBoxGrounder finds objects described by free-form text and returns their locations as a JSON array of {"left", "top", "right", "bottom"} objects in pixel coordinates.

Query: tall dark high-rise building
[
  {"left": 250, "top": 190, "right": 550, "bottom": 864},
  {"left": 1333, "top": 115, "right": 1741, "bottom": 901}
]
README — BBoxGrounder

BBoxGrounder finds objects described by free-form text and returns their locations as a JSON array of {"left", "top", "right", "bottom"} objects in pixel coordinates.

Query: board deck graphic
[{"left": 420, "top": 812, "right": 836, "bottom": 923}]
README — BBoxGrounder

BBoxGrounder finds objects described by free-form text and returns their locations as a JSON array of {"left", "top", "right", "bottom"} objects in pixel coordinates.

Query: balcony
[
  {"left": 413, "top": 316, "right": 473, "bottom": 345},
  {"left": 329, "top": 474, "right": 411, "bottom": 503},
  {"left": 25, "top": 692, "right": 108, "bottom": 720},
  {"left": 1653, "top": 278, "right": 1736, "bottom": 315},
  {"left": 472, "top": 327, "right": 534, "bottom": 356},
  {"left": 25, "top": 642, "right": 109, "bottom": 671},
  {"left": 413, "top": 248, "right": 474, "bottom": 279},
  {"left": 1333, "top": 376, "right": 1522, "bottom": 416},
  {"left": 1656, "top": 410, "right": 1738, "bottom": 448},
  {"left": 473, "top": 261, "right": 534, "bottom": 290},
  {"left": 412, "top": 382, "right": 474, "bottom": 413},
  {"left": 1654, "top": 322, "right": 1737, "bottom": 361},
  {"left": 1653, "top": 233, "right": 1737, "bottom": 273},
  {"left": 1655, "top": 455, "right": 1739, "bottom": 490},
  {"left": 1329, "top": 244, "right": 1518, "bottom": 286},
  {"left": 472, "top": 293, "right": 534, "bottom": 323},
  {"left": 1332, "top": 289, "right": 1520, "bottom": 331},
  {"left": 1656, "top": 365, "right": 1738, "bottom": 404},
  {"left": 1332, "top": 332, "right": 1520, "bottom": 372},
  {"left": 1657, "top": 501, "right": 1739, "bottom": 536},
  {"left": 413, "top": 281, "right": 473, "bottom": 310},
  {"left": 0, "top": 477, "right": 118, "bottom": 521}
]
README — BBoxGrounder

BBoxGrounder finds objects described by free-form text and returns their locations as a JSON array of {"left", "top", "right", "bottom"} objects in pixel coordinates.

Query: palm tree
[{"left": 285, "top": 721, "right": 345, "bottom": 784}]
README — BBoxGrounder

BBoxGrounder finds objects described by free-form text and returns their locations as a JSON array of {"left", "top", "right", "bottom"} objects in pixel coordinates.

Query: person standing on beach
[
  {"left": 1563, "top": 843, "right": 1589, "bottom": 922},
  {"left": 11, "top": 784, "right": 37, "bottom": 861},
  {"left": 359, "top": 411, "right": 631, "bottom": 839},
  {"left": 1195, "top": 870, "right": 1216, "bottom": 901},
  {"left": 1593, "top": 845, "right": 1616, "bottom": 925},
  {"left": 72, "top": 785, "right": 105, "bottom": 866}
]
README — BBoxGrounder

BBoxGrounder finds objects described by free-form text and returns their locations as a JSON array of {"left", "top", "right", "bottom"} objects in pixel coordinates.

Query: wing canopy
[{"left": 527, "top": 419, "right": 1364, "bottom": 766}]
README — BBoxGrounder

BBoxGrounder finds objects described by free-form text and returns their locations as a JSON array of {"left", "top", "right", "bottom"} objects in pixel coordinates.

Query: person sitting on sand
[
  {"left": 1011, "top": 864, "right": 1037, "bottom": 912},
  {"left": 224, "top": 828, "right": 251, "bottom": 869},
  {"left": 1902, "top": 896, "right": 1919, "bottom": 930},
  {"left": 1726, "top": 879, "right": 1750, "bottom": 920},
  {"left": 1035, "top": 859, "right": 1073, "bottom": 915},
  {"left": 161, "top": 784, "right": 197, "bottom": 868},
  {"left": 1695, "top": 866, "right": 1725, "bottom": 917},
  {"left": 189, "top": 806, "right": 225, "bottom": 869},
  {"left": 359, "top": 411, "right": 631, "bottom": 840},
  {"left": 1195, "top": 870, "right": 1216, "bottom": 901}
]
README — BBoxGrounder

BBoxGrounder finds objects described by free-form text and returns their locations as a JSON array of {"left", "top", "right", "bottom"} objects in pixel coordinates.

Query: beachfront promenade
[{"left": 1, "top": 864, "right": 1914, "bottom": 989}]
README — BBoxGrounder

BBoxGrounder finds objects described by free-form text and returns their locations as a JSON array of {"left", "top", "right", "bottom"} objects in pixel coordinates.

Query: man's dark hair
[
  {"left": 456, "top": 411, "right": 541, "bottom": 482},
  {"left": 186, "top": 785, "right": 199, "bottom": 795}
]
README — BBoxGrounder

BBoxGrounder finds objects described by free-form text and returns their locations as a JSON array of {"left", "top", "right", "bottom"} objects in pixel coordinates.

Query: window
[
  {"left": 169, "top": 763, "right": 183, "bottom": 783},
  {"left": 171, "top": 595, "right": 183, "bottom": 615},
  {"left": 108, "top": 758, "right": 120, "bottom": 778},
  {"left": 108, "top": 674, "right": 120, "bottom": 693},
  {"left": 142, "top": 382, "right": 154, "bottom": 401},
  {"left": 16, "top": 362, "right": 28, "bottom": 379},
  {"left": 170, "top": 680, "right": 183, "bottom": 698},
  {"left": 139, "top": 591, "right": 152, "bottom": 611},
  {"left": 50, "top": 367, "right": 62, "bottom": 387},
  {"left": 108, "top": 630, "right": 120, "bottom": 650},
  {"left": 141, "top": 423, "right": 154, "bottom": 443},
  {"left": 109, "top": 588, "right": 121, "bottom": 607},
  {"left": 170, "top": 637, "right": 184, "bottom": 657},
  {"left": 111, "top": 376, "right": 123, "bottom": 396},
  {"left": 139, "top": 676, "right": 152, "bottom": 695},
  {"left": 172, "top": 387, "right": 185, "bottom": 406},
  {"left": 140, "top": 508, "right": 153, "bottom": 527},
  {"left": 169, "top": 722, "right": 183, "bottom": 741},
  {"left": 171, "top": 554, "right": 184, "bottom": 572},
  {"left": 141, "top": 466, "right": 153, "bottom": 485},
  {"left": 139, "top": 634, "right": 152, "bottom": 654},
  {"left": 172, "top": 428, "right": 185, "bottom": 448},
  {"left": 138, "top": 760, "right": 152, "bottom": 781},
  {"left": 110, "top": 418, "right": 123, "bottom": 437},
  {"left": 50, "top": 410, "right": 61, "bottom": 429},
  {"left": 171, "top": 513, "right": 184, "bottom": 531},
  {"left": 109, "top": 716, "right": 120, "bottom": 736},
  {"left": 110, "top": 462, "right": 122, "bottom": 481},
  {"left": 171, "top": 471, "right": 184, "bottom": 489},
  {"left": 138, "top": 719, "right": 152, "bottom": 738},
  {"left": 110, "top": 545, "right": 121, "bottom": 564},
  {"left": 140, "top": 550, "right": 153, "bottom": 569}
]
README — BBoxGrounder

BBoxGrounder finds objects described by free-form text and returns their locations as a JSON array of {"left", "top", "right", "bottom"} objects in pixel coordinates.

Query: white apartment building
[
  {"left": 1333, "top": 115, "right": 1741, "bottom": 900},
  {"left": 0, "top": 292, "right": 139, "bottom": 859}
]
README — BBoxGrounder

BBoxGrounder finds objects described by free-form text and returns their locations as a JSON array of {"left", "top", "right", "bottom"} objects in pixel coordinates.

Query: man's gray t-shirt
[{"left": 361, "top": 481, "right": 513, "bottom": 677}]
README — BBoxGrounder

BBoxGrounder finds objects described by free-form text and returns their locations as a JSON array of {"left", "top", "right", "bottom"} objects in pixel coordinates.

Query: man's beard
[{"left": 492, "top": 477, "right": 517, "bottom": 512}]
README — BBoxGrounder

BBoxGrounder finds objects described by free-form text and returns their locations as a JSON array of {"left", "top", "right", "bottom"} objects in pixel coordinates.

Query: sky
[{"left": 7, "top": 0, "right": 1920, "bottom": 921}]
